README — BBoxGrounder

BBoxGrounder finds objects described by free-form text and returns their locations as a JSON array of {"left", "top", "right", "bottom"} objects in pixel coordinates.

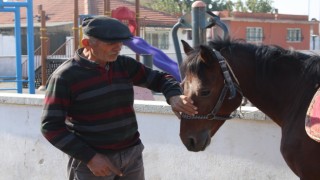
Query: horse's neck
[
  {"left": 229, "top": 55, "right": 318, "bottom": 126},
  {"left": 242, "top": 81, "right": 315, "bottom": 126}
]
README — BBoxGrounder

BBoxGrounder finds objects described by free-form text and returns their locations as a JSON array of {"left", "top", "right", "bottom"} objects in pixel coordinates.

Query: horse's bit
[{"left": 181, "top": 49, "right": 243, "bottom": 121}]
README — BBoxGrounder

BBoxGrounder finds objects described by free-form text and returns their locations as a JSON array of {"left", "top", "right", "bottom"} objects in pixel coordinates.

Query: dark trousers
[{"left": 68, "top": 143, "right": 145, "bottom": 180}]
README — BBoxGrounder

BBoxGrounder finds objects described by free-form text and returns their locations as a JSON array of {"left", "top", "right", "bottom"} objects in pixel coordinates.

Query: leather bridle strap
[
  {"left": 181, "top": 83, "right": 231, "bottom": 120},
  {"left": 212, "top": 49, "right": 237, "bottom": 99},
  {"left": 181, "top": 49, "right": 243, "bottom": 121}
]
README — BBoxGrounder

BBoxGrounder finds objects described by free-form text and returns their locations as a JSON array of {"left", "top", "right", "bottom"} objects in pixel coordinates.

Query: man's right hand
[{"left": 87, "top": 153, "right": 123, "bottom": 177}]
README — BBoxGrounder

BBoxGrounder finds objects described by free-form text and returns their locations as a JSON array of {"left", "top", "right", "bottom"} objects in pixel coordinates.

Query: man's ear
[{"left": 81, "top": 38, "right": 89, "bottom": 47}]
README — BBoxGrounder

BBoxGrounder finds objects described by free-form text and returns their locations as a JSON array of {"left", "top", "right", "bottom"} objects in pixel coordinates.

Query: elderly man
[{"left": 41, "top": 16, "right": 197, "bottom": 180}]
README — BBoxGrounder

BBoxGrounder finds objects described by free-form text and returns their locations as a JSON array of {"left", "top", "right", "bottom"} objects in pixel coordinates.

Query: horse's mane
[
  {"left": 182, "top": 36, "right": 320, "bottom": 85},
  {"left": 207, "top": 37, "right": 320, "bottom": 83}
]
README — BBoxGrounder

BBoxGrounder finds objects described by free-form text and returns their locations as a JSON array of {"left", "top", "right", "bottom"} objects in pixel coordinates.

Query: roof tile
[{"left": 0, "top": 0, "right": 179, "bottom": 27}]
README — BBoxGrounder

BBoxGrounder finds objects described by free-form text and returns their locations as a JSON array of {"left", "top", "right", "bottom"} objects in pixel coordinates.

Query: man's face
[{"left": 89, "top": 38, "right": 123, "bottom": 63}]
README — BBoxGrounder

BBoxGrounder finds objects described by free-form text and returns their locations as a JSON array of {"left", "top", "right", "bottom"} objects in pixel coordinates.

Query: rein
[{"left": 181, "top": 49, "right": 243, "bottom": 121}]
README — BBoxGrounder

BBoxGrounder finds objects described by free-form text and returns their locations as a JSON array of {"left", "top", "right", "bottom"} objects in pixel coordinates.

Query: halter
[{"left": 181, "top": 49, "right": 243, "bottom": 121}]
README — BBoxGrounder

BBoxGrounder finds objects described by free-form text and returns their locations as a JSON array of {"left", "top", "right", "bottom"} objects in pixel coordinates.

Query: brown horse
[{"left": 179, "top": 38, "right": 320, "bottom": 180}]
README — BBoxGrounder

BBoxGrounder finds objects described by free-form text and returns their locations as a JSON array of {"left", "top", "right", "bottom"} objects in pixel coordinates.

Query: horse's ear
[
  {"left": 199, "top": 45, "right": 213, "bottom": 65},
  {"left": 181, "top": 40, "right": 193, "bottom": 54}
]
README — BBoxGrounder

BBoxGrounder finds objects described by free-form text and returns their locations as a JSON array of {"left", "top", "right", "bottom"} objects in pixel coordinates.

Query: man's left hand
[{"left": 169, "top": 95, "right": 198, "bottom": 119}]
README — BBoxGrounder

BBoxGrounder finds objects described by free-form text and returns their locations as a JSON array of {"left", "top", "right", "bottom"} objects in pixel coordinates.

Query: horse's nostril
[{"left": 188, "top": 137, "right": 196, "bottom": 148}]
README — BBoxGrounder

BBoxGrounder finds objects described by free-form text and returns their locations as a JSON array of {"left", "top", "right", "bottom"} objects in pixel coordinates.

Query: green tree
[
  {"left": 205, "top": 0, "right": 233, "bottom": 11},
  {"left": 256, "top": 0, "right": 273, "bottom": 12},
  {"left": 225, "top": 0, "right": 234, "bottom": 11},
  {"left": 246, "top": 0, "right": 273, "bottom": 13},
  {"left": 143, "top": 0, "right": 181, "bottom": 15},
  {"left": 142, "top": 0, "right": 273, "bottom": 15},
  {"left": 234, "top": 0, "right": 248, "bottom": 12}
]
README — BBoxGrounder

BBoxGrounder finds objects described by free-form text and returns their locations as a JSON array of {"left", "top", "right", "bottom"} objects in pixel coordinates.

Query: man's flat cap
[{"left": 82, "top": 16, "right": 133, "bottom": 42}]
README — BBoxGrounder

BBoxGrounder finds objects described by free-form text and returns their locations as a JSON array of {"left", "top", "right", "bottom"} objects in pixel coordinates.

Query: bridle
[{"left": 181, "top": 49, "right": 243, "bottom": 121}]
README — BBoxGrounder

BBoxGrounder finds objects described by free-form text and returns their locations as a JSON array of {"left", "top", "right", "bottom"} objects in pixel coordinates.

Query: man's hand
[
  {"left": 87, "top": 153, "right": 123, "bottom": 177},
  {"left": 169, "top": 95, "right": 198, "bottom": 119}
]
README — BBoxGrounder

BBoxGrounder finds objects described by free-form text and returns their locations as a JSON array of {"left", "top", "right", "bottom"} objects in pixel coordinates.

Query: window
[
  {"left": 246, "top": 27, "right": 263, "bottom": 42},
  {"left": 287, "top": 28, "right": 302, "bottom": 42},
  {"left": 145, "top": 31, "right": 169, "bottom": 50}
]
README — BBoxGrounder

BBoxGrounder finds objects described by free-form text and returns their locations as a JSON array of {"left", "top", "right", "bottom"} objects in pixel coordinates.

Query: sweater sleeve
[
  {"left": 40, "top": 75, "right": 96, "bottom": 164},
  {"left": 124, "top": 56, "right": 183, "bottom": 103}
]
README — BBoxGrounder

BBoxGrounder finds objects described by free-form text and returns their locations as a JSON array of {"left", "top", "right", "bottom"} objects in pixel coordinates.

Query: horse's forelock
[{"left": 182, "top": 48, "right": 202, "bottom": 76}]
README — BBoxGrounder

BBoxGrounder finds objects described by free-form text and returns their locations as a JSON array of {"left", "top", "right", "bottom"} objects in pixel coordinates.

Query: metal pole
[
  {"left": 135, "top": 0, "right": 140, "bottom": 37},
  {"left": 1, "top": 0, "right": 34, "bottom": 93},
  {"left": 313, "top": 36, "right": 316, "bottom": 50},
  {"left": 172, "top": 18, "right": 183, "bottom": 68},
  {"left": 104, "top": 0, "right": 110, "bottom": 16},
  {"left": 141, "top": 54, "right": 153, "bottom": 69},
  {"left": 191, "top": 1, "right": 206, "bottom": 47},
  {"left": 26, "top": 0, "right": 35, "bottom": 94},
  {"left": 135, "top": 0, "right": 140, "bottom": 61},
  {"left": 14, "top": 7, "right": 22, "bottom": 93},
  {"left": 73, "top": 0, "right": 79, "bottom": 52},
  {"left": 39, "top": 8, "right": 48, "bottom": 91},
  {"left": 0, "top": 4, "right": 23, "bottom": 93}
]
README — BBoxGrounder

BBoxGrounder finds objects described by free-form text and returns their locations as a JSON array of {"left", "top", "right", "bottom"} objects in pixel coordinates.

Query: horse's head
[{"left": 179, "top": 40, "right": 243, "bottom": 152}]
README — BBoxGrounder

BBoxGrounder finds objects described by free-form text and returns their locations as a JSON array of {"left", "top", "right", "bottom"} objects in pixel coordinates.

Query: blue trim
[
  {"left": 0, "top": 0, "right": 35, "bottom": 94},
  {"left": 1, "top": 1, "right": 29, "bottom": 7},
  {"left": 14, "top": 7, "right": 23, "bottom": 93},
  {"left": 26, "top": 0, "right": 35, "bottom": 94}
]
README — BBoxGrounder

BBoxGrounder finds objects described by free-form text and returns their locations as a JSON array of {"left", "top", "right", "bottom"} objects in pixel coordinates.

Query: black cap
[{"left": 82, "top": 16, "right": 133, "bottom": 42}]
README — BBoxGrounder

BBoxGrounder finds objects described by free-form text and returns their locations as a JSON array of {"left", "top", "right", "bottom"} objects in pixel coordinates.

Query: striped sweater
[{"left": 41, "top": 48, "right": 182, "bottom": 163}]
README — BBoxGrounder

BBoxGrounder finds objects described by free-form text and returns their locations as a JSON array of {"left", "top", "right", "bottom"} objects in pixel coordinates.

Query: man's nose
[{"left": 114, "top": 42, "right": 123, "bottom": 49}]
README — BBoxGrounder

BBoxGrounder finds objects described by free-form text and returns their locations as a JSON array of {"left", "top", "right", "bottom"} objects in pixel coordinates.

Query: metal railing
[
  {"left": 22, "top": 38, "right": 73, "bottom": 79},
  {"left": 22, "top": 45, "right": 42, "bottom": 79},
  {"left": 48, "top": 37, "right": 74, "bottom": 59}
]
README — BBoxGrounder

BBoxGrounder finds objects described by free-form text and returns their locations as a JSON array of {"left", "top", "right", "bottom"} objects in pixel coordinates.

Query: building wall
[
  {"left": 0, "top": 34, "right": 16, "bottom": 56},
  {"left": 0, "top": 56, "right": 22, "bottom": 77},
  {"left": 228, "top": 21, "right": 310, "bottom": 50}
]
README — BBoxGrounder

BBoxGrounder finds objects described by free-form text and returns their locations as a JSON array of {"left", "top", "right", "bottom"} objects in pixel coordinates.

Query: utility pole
[
  {"left": 38, "top": 4, "right": 48, "bottom": 91},
  {"left": 104, "top": 0, "right": 110, "bottom": 17},
  {"left": 135, "top": 0, "right": 140, "bottom": 61},
  {"left": 73, "top": 0, "right": 79, "bottom": 52}
]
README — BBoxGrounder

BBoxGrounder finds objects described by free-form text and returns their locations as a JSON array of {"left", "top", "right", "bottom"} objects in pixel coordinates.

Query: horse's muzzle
[{"left": 181, "top": 134, "right": 211, "bottom": 152}]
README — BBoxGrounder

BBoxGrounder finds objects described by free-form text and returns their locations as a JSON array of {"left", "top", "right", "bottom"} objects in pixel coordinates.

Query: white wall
[
  {"left": 310, "top": 36, "right": 320, "bottom": 50},
  {"left": 0, "top": 56, "right": 27, "bottom": 77},
  {"left": 0, "top": 93, "right": 298, "bottom": 180},
  {"left": 0, "top": 34, "right": 16, "bottom": 56}
]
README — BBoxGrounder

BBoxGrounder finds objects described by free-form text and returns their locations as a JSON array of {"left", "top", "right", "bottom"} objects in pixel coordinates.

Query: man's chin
[
  {"left": 109, "top": 54, "right": 119, "bottom": 61},
  {"left": 108, "top": 58, "right": 117, "bottom": 62}
]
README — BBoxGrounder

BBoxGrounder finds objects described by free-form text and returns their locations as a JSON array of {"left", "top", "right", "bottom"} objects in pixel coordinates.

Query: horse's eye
[{"left": 200, "top": 90, "right": 211, "bottom": 96}]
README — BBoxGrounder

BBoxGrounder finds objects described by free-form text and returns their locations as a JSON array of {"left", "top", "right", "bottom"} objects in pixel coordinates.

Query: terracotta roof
[{"left": 0, "top": 0, "right": 179, "bottom": 27}]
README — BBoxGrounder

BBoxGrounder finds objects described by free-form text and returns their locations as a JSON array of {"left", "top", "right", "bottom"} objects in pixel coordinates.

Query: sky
[
  {"left": 266, "top": 0, "right": 319, "bottom": 20},
  {"left": 2, "top": 0, "right": 320, "bottom": 20}
]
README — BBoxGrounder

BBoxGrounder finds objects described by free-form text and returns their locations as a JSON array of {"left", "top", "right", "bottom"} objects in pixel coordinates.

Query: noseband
[{"left": 181, "top": 49, "right": 243, "bottom": 121}]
